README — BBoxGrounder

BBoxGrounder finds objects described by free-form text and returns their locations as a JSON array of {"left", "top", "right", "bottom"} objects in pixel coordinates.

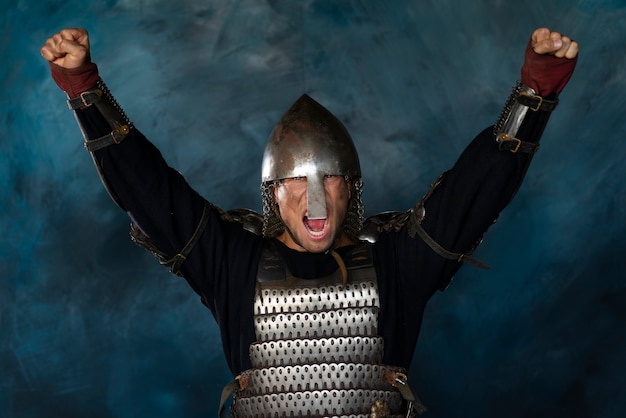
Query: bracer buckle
[
  {"left": 497, "top": 133, "right": 522, "bottom": 153},
  {"left": 519, "top": 91, "right": 542, "bottom": 111}
]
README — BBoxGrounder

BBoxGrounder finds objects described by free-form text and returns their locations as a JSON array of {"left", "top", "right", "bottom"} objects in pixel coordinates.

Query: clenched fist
[
  {"left": 41, "top": 28, "right": 91, "bottom": 69},
  {"left": 41, "top": 28, "right": 99, "bottom": 98},
  {"left": 530, "top": 27, "right": 579, "bottom": 59}
]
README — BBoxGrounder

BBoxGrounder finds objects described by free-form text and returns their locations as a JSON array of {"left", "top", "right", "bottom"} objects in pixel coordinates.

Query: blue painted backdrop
[{"left": 1, "top": 0, "right": 625, "bottom": 417}]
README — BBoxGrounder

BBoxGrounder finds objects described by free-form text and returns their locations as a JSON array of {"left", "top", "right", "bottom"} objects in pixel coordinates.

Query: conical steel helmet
[{"left": 261, "top": 94, "right": 361, "bottom": 219}]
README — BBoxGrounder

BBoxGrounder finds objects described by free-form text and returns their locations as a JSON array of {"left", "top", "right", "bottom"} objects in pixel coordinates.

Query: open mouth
[{"left": 303, "top": 217, "right": 328, "bottom": 238}]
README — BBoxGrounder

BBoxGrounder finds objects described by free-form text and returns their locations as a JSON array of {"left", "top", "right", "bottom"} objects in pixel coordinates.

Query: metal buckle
[
  {"left": 235, "top": 373, "right": 249, "bottom": 391},
  {"left": 111, "top": 125, "right": 130, "bottom": 144},
  {"left": 78, "top": 89, "right": 102, "bottom": 107},
  {"left": 519, "top": 91, "right": 543, "bottom": 111},
  {"left": 392, "top": 372, "right": 408, "bottom": 388},
  {"left": 497, "top": 133, "right": 521, "bottom": 153},
  {"left": 80, "top": 91, "right": 93, "bottom": 107}
]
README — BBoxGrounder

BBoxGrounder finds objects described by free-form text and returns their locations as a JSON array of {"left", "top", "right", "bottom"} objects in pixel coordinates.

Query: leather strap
[
  {"left": 410, "top": 212, "right": 489, "bottom": 270},
  {"left": 496, "top": 133, "right": 540, "bottom": 154},
  {"left": 517, "top": 91, "right": 558, "bottom": 112},
  {"left": 382, "top": 370, "right": 428, "bottom": 416},
  {"left": 218, "top": 378, "right": 242, "bottom": 418},
  {"left": 84, "top": 125, "right": 131, "bottom": 152},
  {"left": 162, "top": 200, "right": 212, "bottom": 275},
  {"left": 67, "top": 89, "right": 103, "bottom": 110}
]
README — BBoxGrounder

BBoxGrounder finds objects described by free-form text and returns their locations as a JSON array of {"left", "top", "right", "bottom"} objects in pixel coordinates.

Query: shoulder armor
[
  {"left": 222, "top": 208, "right": 264, "bottom": 236},
  {"left": 359, "top": 171, "right": 448, "bottom": 243},
  {"left": 358, "top": 211, "right": 414, "bottom": 243}
]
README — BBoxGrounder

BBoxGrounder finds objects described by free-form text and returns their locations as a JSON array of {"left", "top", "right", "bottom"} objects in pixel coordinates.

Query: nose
[{"left": 305, "top": 174, "right": 327, "bottom": 219}]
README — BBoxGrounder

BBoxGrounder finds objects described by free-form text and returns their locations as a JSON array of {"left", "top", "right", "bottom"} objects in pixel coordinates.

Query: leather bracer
[
  {"left": 494, "top": 81, "right": 559, "bottom": 154},
  {"left": 66, "top": 80, "right": 133, "bottom": 208}
]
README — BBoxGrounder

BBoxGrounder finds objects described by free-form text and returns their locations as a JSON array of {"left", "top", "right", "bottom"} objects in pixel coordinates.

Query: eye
[
  {"left": 323, "top": 175, "right": 344, "bottom": 184},
  {"left": 279, "top": 177, "right": 306, "bottom": 187}
]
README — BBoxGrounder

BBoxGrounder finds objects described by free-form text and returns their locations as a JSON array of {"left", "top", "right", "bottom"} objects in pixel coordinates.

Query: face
[{"left": 274, "top": 175, "right": 353, "bottom": 253}]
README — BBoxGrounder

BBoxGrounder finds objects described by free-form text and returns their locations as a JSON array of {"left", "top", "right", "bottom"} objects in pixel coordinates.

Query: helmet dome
[{"left": 261, "top": 94, "right": 361, "bottom": 219}]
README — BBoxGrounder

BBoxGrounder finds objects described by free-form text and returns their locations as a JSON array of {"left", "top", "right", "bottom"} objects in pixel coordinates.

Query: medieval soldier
[{"left": 41, "top": 26, "right": 578, "bottom": 417}]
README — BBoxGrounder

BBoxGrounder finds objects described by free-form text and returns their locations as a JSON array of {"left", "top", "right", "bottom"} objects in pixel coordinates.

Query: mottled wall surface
[{"left": 1, "top": 0, "right": 625, "bottom": 417}]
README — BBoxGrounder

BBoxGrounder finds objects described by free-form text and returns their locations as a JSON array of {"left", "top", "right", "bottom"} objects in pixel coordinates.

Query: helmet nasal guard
[{"left": 261, "top": 94, "right": 361, "bottom": 220}]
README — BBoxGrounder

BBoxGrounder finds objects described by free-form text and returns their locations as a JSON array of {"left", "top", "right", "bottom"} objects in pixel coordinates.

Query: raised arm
[
  {"left": 373, "top": 28, "right": 579, "bottom": 298},
  {"left": 427, "top": 27, "right": 578, "bottom": 285},
  {"left": 41, "top": 28, "right": 267, "bottom": 374},
  {"left": 41, "top": 28, "right": 228, "bottom": 282}
]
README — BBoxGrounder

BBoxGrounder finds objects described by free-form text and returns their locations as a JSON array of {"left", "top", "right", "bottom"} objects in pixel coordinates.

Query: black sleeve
[
  {"left": 420, "top": 92, "right": 555, "bottom": 291},
  {"left": 419, "top": 124, "right": 534, "bottom": 289},
  {"left": 76, "top": 105, "right": 211, "bottom": 288},
  {"left": 76, "top": 106, "right": 205, "bottom": 245},
  {"left": 376, "top": 123, "right": 539, "bottom": 368},
  {"left": 75, "top": 105, "right": 263, "bottom": 374}
]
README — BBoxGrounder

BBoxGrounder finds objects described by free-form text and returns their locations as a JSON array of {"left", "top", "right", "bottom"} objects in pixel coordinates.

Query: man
[{"left": 41, "top": 27, "right": 578, "bottom": 417}]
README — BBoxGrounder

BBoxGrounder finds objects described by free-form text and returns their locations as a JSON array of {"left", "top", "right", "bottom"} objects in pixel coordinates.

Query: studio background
[{"left": 1, "top": 1, "right": 624, "bottom": 417}]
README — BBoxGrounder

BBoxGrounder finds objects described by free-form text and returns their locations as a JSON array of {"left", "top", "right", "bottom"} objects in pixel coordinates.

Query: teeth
[{"left": 307, "top": 228, "right": 324, "bottom": 237}]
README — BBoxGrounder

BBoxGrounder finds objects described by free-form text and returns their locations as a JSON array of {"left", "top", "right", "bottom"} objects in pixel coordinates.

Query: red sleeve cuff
[
  {"left": 520, "top": 40, "right": 578, "bottom": 97},
  {"left": 50, "top": 61, "right": 101, "bottom": 98}
]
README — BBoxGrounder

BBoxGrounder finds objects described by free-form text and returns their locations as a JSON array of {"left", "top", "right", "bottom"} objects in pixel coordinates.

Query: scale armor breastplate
[{"left": 230, "top": 242, "right": 408, "bottom": 418}]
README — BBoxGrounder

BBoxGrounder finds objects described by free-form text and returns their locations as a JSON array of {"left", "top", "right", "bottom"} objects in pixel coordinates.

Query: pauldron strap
[
  {"left": 130, "top": 205, "right": 262, "bottom": 276},
  {"left": 408, "top": 208, "right": 488, "bottom": 270},
  {"left": 130, "top": 200, "right": 214, "bottom": 276}
]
